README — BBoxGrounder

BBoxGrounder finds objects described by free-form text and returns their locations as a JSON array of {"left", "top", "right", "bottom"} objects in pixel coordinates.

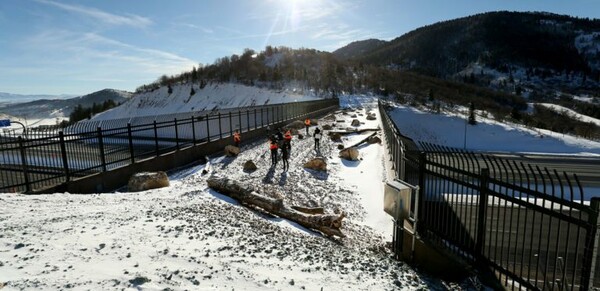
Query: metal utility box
[{"left": 384, "top": 180, "right": 413, "bottom": 221}]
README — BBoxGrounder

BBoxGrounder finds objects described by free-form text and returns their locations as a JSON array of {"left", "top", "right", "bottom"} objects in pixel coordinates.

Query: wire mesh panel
[{"left": 378, "top": 99, "right": 599, "bottom": 290}]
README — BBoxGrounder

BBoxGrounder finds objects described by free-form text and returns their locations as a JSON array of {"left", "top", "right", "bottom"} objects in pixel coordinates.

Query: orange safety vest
[
  {"left": 233, "top": 132, "right": 241, "bottom": 142},
  {"left": 269, "top": 142, "right": 278, "bottom": 150},
  {"left": 304, "top": 119, "right": 311, "bottom": 126},
  {"left": 284, "top": 131, "right": 292, "bottom": 141}
]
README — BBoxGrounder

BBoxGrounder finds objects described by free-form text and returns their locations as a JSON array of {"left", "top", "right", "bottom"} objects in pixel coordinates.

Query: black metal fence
[
  {"left": 379, "top": 100, "right": 600, "bottom": 290},
  {"left": 0, "top": 99, "right": 338, "bottom": 193}
]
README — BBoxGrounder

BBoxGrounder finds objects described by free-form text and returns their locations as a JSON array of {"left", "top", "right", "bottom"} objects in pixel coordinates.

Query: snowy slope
[
  {"left": 0, "top": 101, "right": 461, "bottom": 290},
  {"left": 387, "top": 102, "right": 600, "bottom": 156},
  {"left": 93, "top": 83, "right": 322, "bottom": 120},
  {"left": 536, "top": 103, "right": 600, "bottom": 127}
]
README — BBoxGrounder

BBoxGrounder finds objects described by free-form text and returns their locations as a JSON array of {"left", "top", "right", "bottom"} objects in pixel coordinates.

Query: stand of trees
[{"left": 69, "top": 100, "right": 118, "bottom": 124}]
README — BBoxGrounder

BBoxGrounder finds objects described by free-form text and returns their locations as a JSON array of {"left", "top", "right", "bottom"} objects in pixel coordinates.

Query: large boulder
[
  {"left": 339, "top": 147, "right": 359, "bottom": 161},
  {"left": 367, "top": 136, "right": 382, "bottom": 144},
  {"left": 322, "top": 124, "right": 333, "bottom": 130},
  {"left": 128, "top": 172, "right": 169, "bottom": 192},
  {"left": 303, "top": 158, "right": 327, "bottom": 172},
  {"left": 287, "top": 120, "right": 305, "bottom": 130},
  {"left": 243, "top": 160, "right": 257, "bottom": 172},
  {"left": 351, "top": 119, "right": 360, "bottom": 127},
  {"left": 366, "top": 113, "right": 377, "bottom": 120},
  {"left": 329, "top": 132, "right": 342, "bottom": 142},
  {"left": 224, "top": 145, "right": 240, "bottom": 157}
]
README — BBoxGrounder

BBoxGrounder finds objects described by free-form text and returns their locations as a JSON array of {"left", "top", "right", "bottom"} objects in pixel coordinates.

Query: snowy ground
[
  {"left": 387, "top": 103, "right": 600, "bottom": 156},
  {"left": 0, "top": 98, "right": 463, "bottom": 290}
]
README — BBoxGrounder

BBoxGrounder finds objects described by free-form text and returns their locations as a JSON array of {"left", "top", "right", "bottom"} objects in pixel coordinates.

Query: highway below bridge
[{"left": 422, "top": 151, "right": 600, "bottom": 198}]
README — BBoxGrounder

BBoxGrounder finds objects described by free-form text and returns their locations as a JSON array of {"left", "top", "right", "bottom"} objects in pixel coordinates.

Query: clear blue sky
[{"left": 1, "top": 0, "right": 598, "bottom": 95}]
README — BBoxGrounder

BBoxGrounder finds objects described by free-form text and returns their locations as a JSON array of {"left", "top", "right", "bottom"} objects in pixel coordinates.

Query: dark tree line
[{"left": 69, "top": 100, "right": 118, "bottom": 124}]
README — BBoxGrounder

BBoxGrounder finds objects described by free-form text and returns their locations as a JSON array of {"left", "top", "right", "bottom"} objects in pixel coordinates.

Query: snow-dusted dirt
[{"left": 0, "top": 98, "right": 461, "bottom": 290}]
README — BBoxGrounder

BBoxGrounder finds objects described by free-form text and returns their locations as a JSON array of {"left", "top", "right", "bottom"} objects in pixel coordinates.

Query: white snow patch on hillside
[
  {"left": 536, "top": 103, "right": 600, "bottom": 127},
  {"left": 575, "top": 32, "right": 600, "bottom": 71},
  {"left": 388, "top": 103, "right": 600, "bottom": 156},
  {"left": 93, "top": 83, "right": 321, "bottom": 120}
]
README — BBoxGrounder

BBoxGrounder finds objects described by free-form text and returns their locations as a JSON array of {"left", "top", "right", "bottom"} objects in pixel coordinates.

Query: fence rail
[
  {"left": 0, "top": 99, "right": 338, "bottom": 193},
  {"left": 378, "top": 99, "right": 600, "bottom": 290}
]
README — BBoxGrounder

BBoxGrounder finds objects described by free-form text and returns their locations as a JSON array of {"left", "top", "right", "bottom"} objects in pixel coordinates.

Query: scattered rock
[
  {"left": 339, "top": 147, "right": 359, "bottom": 161},
  {"left": 337, "top": 144, "right": 345, "bottom": 150},
  {"left": 224, "top": 145, "right": 240, "bottom": 157},
  {"left": 366, "top": 114, "right": 377, "bottom": 120},
  {"left": 351, "top": 119, "right": 360, "bottom": 127},
  {"left": 243, "top": 160, "right": 257, "bottom": 172},
  {"left": 128, "top": 172, "right": 170, "bottom": 192},
  {"left": 298, "top": 134, "right": 304, "bottom": 140},
  {"left": 322, "top": 124, "right": 333, "bottom": 130},
  {"left": 329, "top": 133, "right": 342, "bottom": 142},
  {"left": 287, "top": 120, "right": 305, "bottom": 130},
  {"left": 367, "top": 136, "right": 382, "bottom": 144},
  {"left": 14, "top": 243, "right": 25, "bottom": 249},
  {"left": 129, "top": 276, "right": 150, "bottom": 286},
  {"left": 351, "top": 114, "right": 357, "bottom": 118},
  {"left": 303, "top": 158, "right": 327, "bottom": 172}
]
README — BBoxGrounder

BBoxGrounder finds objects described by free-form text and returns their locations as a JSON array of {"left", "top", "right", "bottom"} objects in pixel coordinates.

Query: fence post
[
  {"left": 239, "top": 110, "right": 242, "bottom": 132},
  {"left": 191, "top": 116, "right": 196, "bottom": 145},
  {"left": 418, "top": 152, "right": 426, "bottom": 224},
  {"left": 229, "top": 112, "right": 233, "bottom": 135},
  {"left": 97, "top": 127, "right": 106, "bottom": 172},
  {"left": 261, "top": 108, "right": 264, "bottom": 127},
  {"left": 246, "top": 110, "right": 250, "bottom": 132},
  {"left": 174, "top": 118, "right": 179, "bottom": 150},
  {"left": 582, "top": 197, "right": 600, "bottom": 290},
  {"left": 254, "top": 109, "right": 257, "bottom": 130},
  {"left": 153, "top": 121, "right": 159, "bottom": 156},
  {"left": 218, "top": 113, "right": 222, "bottom": 139},
  {"left": 17, "top": 137, "right": 31, "bottom": 192},
  {"left": 127, "top": 123, "right": 135, "bottom": 164},
  {"left": 206, "top": 114, "right": 210, "bottom": 142},
  {"left": 475, "top": 168, "right": 490, "bottom": 260},
  {"left": 58, "top": 131, "right": 70, "bottom": 182}
]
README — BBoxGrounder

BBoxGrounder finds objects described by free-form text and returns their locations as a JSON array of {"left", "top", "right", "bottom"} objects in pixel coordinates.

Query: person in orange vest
[
  {"left": 304, "top": 118, "right": 311, "bottom": 135},
  {"left": 233, "top": 130, "right": 241, "bottom": 147},
  {"left": 283, "top": 129, "right": 292, "bottom": 153},
  {"left": 281, "top": 140, "right": 289, "bottom": 171},
  {"left": 269, "top": 136, "right": 278, "bottom": 165}
]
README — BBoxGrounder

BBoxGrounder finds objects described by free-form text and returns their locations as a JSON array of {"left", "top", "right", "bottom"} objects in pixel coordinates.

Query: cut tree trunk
[
  {"left": 328, "top": 127, "right": 380, "bottom": 136},
  {"left": 207, "top": 177, "right": 346, "bottom": 237},
  {"left": 344, "top": 131, "right": 378, "bottom": 149},
  {"left": 291, "top": 206, "right": 325, "bottom": 215}
]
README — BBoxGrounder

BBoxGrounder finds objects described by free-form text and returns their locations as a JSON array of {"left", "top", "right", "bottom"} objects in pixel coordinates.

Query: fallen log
[
  {"left": 344, "top": 131, "right": 378, "bottom": 149},
  {"left": 291, "top": 206, "right": 325, "bottom": 215},
  {"left": 207, "top": 177, "right": 346, "bottom": 237},
  {"left": 328, "top": 127, "right": 380, "bottom": 136}
]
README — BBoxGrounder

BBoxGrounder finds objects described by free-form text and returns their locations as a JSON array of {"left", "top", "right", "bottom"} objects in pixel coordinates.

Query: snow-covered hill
[
  {"left": 93, "top": 83, "right": 322, "bottom": 120},
  {"left": 387, "top": 102, "right": 600, "bottom": 156},
  {"left": 0, "top": 89, "right": 132, "bottom": 128},
  {"left": 536, "top": 103, "right": 600, "bottom": 127},
  {"left": 0, "top": 98, "right": 464, "bottom": 290}
]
